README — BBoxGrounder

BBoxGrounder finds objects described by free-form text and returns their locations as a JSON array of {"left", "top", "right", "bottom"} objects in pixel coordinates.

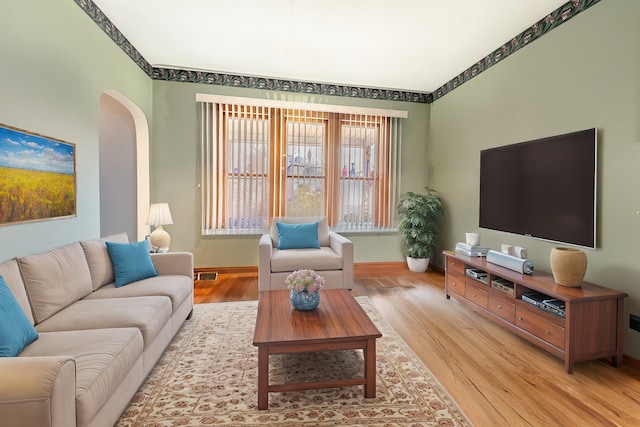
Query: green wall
[
  {"left": 430, "top": 0, "right": 640, "bottom": 358},
  {"left": 0, "top": 0, "right": 153, "bottom": 260},
  {"left": 3, "top": 0, "right": 639, "bottom": 358},
  {"left": 151, "top": 82, "right": 430, "bottom": 267}
]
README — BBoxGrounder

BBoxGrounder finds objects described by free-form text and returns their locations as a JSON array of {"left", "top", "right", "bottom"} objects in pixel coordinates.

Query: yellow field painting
[{"left": 0, "top": 166, "right": 75, "bottom": 224}]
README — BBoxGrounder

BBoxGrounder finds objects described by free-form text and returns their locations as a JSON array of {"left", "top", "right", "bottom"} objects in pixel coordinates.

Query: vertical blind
[
  {"left": 200, "top": 103, "right": 271, "bottom": 233},
  {"left": 198, "top": 94, "right": 406, "bottom": 234}
]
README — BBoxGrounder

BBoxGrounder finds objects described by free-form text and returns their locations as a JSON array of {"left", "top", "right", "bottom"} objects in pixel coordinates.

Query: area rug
[{"left": 116, "top": 297, "right": 471, "bottom": 426}]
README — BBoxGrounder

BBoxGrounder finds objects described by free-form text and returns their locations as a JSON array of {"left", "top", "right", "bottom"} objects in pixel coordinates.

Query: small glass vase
[{"left": 290, "top": 289, "right": 320, "bottom": 311}]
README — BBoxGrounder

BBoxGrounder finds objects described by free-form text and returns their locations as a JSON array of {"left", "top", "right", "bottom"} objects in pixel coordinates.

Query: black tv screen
[{"left": 479, "top": 128, "right": 597, "bottom": 248}]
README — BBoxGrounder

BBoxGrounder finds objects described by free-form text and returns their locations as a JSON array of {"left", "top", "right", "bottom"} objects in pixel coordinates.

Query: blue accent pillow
[
  {"left": 276, "top": 222, "right": 320, "bottom": 250},
  {"left": 106, "top": 240, "right": 158, "bottom": 287},
  {"left": 0, "top": 275, "right": 38, "bottom": 357}
]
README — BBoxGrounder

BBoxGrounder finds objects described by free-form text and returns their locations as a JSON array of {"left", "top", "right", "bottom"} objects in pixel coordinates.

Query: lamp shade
[{"left": 146, "top": 203, "right": 173, "bottom": 226}]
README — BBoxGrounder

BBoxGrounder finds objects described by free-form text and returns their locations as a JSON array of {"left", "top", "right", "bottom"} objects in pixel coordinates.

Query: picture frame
[{"left": 0, "top": 123, "right": 76, "bottom": 225}]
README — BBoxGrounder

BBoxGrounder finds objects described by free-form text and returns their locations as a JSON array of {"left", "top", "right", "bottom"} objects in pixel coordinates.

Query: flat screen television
[{"left": 479, "top": 128, "right": 597, "bottom": 248}]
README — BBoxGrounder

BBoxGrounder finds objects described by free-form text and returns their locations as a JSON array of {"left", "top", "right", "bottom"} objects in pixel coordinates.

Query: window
[{"left": 198, "top": 95, "right": 406, "bottom": 234}]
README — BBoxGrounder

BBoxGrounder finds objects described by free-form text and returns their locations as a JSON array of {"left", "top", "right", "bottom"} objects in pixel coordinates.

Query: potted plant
[
  {"left": 285, "top": 269, "right": 325, "bottom": 310},
  {"left": 396, "top": 187, "right": 444, "bottom": 272}
]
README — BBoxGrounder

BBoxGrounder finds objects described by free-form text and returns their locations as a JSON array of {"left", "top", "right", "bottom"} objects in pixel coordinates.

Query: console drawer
[
  {"left": 447, "top": 273, "right": 466, "bottom": 296},
  {"left": 446, "top": 257, "right": 465, "bottom": 275},
  {"left": 489, "top": 295, "right": 516, "bottom": 323},
  {"left": 465, "top": 281, "right": 488, "bottom": 309},
  {"left": 516, "top": 307, "right": 565, "bottom": 349}
]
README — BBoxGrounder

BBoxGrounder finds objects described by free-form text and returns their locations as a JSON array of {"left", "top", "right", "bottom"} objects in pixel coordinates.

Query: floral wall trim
[
  {"left": 74, "top": 0, "right": 599, "bottom": 104},
  {"left": 151, "top": 68, "right": 432, "bottom": 103},
  {"left": 72, "top": 0, "right": 431, "bottom": 103},
  {"left": 432, "top": 0, "right": 602, "bottom": 102},
  {"left": 74, "top": 0, "right": 153, "bottom": 76}
]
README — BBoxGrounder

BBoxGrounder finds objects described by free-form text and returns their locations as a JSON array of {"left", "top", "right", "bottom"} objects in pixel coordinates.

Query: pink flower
[{"left": 285, "top": 269, "right": 325, "bottom": 294}]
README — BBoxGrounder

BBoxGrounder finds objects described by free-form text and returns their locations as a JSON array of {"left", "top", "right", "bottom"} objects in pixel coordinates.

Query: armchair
[{"left": 258, "top": 217, "right": 354, "bottom": 291}]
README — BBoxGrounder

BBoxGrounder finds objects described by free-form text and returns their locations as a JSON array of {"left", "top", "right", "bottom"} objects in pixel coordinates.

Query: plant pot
[
  {"left": 406, "top": 257, "right": 430, "bottom": 273},
  {"left": 549, "top": 247, "right": 587, "bottom": 287}
]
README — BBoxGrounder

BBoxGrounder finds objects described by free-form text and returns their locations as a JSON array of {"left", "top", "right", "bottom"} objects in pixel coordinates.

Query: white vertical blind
[{"left": 198, "top": 96, "right": 404, "bottom": 234}]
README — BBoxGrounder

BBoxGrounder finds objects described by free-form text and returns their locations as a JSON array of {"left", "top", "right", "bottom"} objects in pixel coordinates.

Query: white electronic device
[{"left": 486, "top": 250, "right": 534, "bottom": 274}]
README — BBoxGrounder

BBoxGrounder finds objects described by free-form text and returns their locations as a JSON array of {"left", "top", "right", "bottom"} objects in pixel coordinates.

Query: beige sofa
[
  {"left": 258, "top": 216, "right": 354, "bottom": 291},
  {"left": 0, "top": 232, "right": 194, "bottom": 427}
]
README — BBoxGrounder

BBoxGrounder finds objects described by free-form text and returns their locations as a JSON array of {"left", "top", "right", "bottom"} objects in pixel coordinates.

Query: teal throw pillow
[
  {"left": 276, "top": 222, "right": 320, "bottom": 250},
  {"left": 0, "top": 275, "right": 38, "bottom": 357},
  {"left": 106, "top": 240, "right": 158, "bottom": 287}
]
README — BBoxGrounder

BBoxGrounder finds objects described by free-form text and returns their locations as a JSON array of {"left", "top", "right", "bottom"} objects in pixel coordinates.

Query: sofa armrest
[
  {"left": 0, "top": 356, "right": 76, "bottom": 427},
  {"left": 258, "top": 234, "right": 273, "bottom": 291},
  {"left": 151, "top": 252, "right": 194, "bottom": 277},
  {"left": 329, "top": 232, "right": 354, "bottom": 289}
]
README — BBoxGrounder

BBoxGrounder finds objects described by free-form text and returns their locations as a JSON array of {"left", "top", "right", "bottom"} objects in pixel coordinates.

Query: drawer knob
[
  {"left": 545, "top": 330, "right": 550, "bottom": 334},
  {"left": 518, "top": 317, "right": 523, "bottom": 321},
  {"left": 497, "top": 305, "right": 502, "bottom": 309},
  {"left": 472, "top": 293, "right": 477, "bottom": 297}
]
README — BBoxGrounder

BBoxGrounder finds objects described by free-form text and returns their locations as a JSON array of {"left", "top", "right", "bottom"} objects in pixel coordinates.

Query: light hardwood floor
[{"left": 194, "top": 265, "right": 640, "bottom": 426}]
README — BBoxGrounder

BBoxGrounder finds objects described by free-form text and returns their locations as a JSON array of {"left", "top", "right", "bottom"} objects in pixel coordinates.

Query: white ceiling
[{"left": 92, "top": 0, "right": 568, "bottom": 93}]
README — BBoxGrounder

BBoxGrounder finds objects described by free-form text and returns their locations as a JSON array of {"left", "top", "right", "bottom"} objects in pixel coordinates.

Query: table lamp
[{"left": 147, "top": 202, "right": 173, "bottom": 253}]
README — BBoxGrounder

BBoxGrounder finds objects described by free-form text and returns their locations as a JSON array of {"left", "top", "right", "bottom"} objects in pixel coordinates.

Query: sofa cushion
[
  {"left": 80, "top": 232, "right": 129, "bottom": 290},
  {"left": 270, "top": 247, "right": 343, "bottom": 273},
  {"left": 276, "top": 221, "right": 320, "bottom": 249},
  {"left": 19, "top": 328, "right": 143, "bottom": 427},
  {"left": 270, "top": 216, "right": 330, "bottom": 247},
  {"left": 84, "top": 274, "right": 193, "bottom": 315},
  {"left": 34, "top": 296, "right": 172, "bottom": 348},
  {"left": 19, "top": 242, "right": 93, "bottom": 324},
  {"left": 0, "top": 258, "right": 34, "bottom": 324},
  {"left": 0, "top": 276, "right": 38, "bottom": 357},
  {"left": 106, "top": 241, "right": 158, "bottom": 287}
]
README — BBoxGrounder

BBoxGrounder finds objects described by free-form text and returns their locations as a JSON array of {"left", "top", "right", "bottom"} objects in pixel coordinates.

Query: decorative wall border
[
  {"left": 151, "top": 68, "right": 432, "bottom": 103},
  {"left": 73, "top": 0, "right": 431, "bottom": 103},
  {"left": 432, "top": 0, "right": 602, "bottom": 101},
  {"left": 75, "top": 0, "right": 599, "bottom": 104},
  {"left": 74, "top": 0, "right": 153, "bottom": 76}
]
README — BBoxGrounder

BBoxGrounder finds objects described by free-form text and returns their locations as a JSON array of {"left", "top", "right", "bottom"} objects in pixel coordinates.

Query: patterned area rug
[{"left": 117, "top": 297, "right": 471, "bottom": 426}]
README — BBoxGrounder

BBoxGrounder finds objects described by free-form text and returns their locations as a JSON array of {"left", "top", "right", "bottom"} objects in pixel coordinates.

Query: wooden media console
[{"left": 443, "top": 250, "right": 627, "bottom": 373}]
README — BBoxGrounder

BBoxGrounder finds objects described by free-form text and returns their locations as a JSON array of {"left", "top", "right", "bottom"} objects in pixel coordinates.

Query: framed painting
[{"left": 0, "top": 124, "right": 76, "bottom": 225}]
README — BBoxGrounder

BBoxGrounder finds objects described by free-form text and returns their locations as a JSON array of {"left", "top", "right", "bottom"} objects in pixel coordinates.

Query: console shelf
[{"left": 443, "top": 250, "right": 627, "bottom": 373}]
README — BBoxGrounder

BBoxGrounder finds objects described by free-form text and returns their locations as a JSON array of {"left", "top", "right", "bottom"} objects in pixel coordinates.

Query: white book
[
  {"left": 455, "top": 242, "right": 490, "bottom": 252},
  {"left": 455, "top": 248, "right": 488, "bottom": 257}
]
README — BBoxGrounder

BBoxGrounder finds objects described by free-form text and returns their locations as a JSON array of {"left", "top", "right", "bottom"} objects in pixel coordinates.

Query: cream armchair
[{"left": 258, "top": 216, "right": 354, "bottom": 291}]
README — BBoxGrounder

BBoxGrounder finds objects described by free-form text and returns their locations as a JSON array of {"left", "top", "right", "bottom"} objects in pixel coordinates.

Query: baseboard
[
  {"left": 355, "top": 262, "right": 405, "bottom": 277},
  {"left": 194, "top": 266, "right": 257, "bottom": 280},
  {"left": 354, "top": 261, "right": 443, "bottom": 276},
  {"left": 194, "top": 261, "right": 441, "bottom": 279},
  {"left": 623, "top": 354, "right": 640, "bottom": 371}
]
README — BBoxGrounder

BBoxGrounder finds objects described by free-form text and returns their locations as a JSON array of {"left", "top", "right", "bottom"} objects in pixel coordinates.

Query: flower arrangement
[{"left": 285, "top": 269, "right": 325, "bottom": 294}]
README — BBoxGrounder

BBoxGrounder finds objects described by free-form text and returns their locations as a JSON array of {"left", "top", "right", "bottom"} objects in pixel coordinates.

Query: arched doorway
[{"left": 99, "top": 90, "right": 150, "bottom": 241}]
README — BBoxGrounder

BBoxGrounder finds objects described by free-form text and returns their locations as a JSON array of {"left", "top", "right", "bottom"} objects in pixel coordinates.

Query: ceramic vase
[
  {"left": 406, "top": 257, "right": 430, "bottom": 273},
  {"left": 549, "top": 247, "right": 587, "bottom": 287},
  {"left": 290, "top": 289, "right": 320, "bottom": 311}
]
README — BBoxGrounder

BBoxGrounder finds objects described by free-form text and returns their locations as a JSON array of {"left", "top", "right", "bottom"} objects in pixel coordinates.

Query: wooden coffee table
[{"left": 252, "top": 289, "right": 382, "bottom": 410}]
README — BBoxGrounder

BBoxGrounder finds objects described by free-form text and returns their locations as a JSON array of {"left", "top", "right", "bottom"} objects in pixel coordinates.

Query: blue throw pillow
[
  {"left": 0, "top": 275, "right": 38, "bottom": 357},
  {"left": 276, "top": 222, "right": 320, "bottom": 250},
  {"left": 106, "top": 240, "right": 158, "bottom": 287}
]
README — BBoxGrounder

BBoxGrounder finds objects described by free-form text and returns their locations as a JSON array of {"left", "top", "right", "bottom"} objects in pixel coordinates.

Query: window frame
[{"left": 198, "top": 94, "right": 407, "bottom": 235}]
